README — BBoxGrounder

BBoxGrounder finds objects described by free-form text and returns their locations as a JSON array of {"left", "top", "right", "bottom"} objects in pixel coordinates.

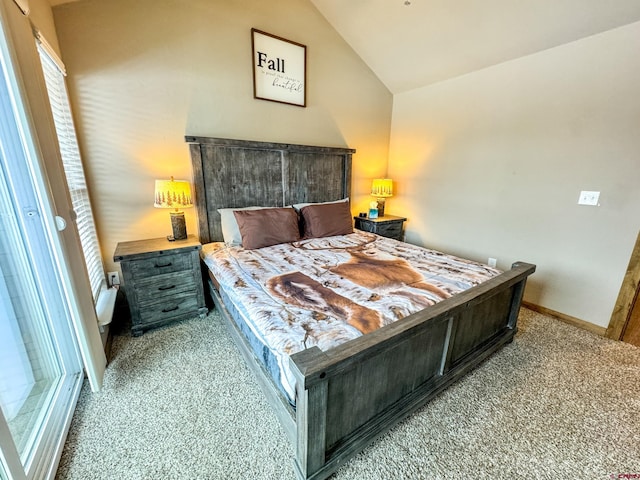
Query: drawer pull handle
[
  {"left": 162, "top": 305, "right": 179, "bottom": 313},
  {"left": 155, "top": 262, "right": 173, "bottom": 268},
  {"left": 158, "top": 285, "right": 176, "bottom": 291}
]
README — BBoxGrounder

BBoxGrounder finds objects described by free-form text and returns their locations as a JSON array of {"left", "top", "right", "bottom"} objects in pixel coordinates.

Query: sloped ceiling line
[{"left": 310, "top": 0, "right": 640, "bottom": 94}]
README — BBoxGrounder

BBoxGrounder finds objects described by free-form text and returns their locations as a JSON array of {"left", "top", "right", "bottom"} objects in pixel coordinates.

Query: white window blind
[{"left": 36, "top": 38, "right": 105, "bottom": 301}]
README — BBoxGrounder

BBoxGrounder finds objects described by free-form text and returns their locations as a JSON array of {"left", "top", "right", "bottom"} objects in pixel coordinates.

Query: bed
[{"left": 187, "top": 135, "right": 536, "bottom": 480}]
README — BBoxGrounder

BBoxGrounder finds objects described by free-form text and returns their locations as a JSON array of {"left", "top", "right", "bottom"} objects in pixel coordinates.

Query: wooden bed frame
[{"left": 187, "top": 136, "right": 536, "bottom": 480}]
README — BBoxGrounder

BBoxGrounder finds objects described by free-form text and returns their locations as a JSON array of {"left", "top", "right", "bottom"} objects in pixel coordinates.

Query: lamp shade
[
  {"left": 154, "top": 177, "right": 193, "bottom": 210},
  {"left": 371, "top": 178, "right": 393, "bottom": 198}
]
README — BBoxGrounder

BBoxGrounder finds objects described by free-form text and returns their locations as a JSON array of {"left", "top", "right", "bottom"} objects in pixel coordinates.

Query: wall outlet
[
  {"left": 578, "top": 190, "right": 600, "bottom": 206},
  {"left": 488, "top": 258, "right": 497, "bottom": 268},
  {"left": 108, "top": 271, "right": 120, "bottom": 287}
]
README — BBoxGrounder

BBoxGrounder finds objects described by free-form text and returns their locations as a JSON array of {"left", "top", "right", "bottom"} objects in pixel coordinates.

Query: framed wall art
[{"left": 251, "top": 28, "right": 306, "bottom": 107}]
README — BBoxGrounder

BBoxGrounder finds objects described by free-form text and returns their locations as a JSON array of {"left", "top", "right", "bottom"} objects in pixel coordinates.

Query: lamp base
[
  {"left": 376, "top": 198, "right": 386, "bottom": 217},
  {"left": 169, "top": 211, "right": 187, "bottom": 240}
]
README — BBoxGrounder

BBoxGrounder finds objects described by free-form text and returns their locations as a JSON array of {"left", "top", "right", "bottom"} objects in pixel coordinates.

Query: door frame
[
  {"left": 606, "top": 231, "right": 640, "bottom": 340},
  {"left": 0, "top": 2, "right": 89, "bottom": 478}
]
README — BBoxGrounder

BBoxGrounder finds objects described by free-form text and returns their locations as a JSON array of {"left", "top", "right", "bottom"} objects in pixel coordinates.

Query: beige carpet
[{"left": 55, "top": 308, "right": 640, "bottom": 479}]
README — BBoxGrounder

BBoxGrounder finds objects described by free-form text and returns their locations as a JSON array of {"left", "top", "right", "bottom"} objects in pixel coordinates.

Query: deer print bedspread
[{"left": 200, "top": 231, "right": 501, "bottom": 402}]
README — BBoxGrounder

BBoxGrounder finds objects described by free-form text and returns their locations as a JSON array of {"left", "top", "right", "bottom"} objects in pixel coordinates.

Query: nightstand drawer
[
  {"left": 129, "top": 253, "right": 191, "bottom": 279},
  {"left": 376, "top": 222, "right": 402, "bottom": 238},
  {"left": 135, "top": 271, "right": 197, "bottom": 304},
  {"left": 355, "top": 220, "right": 376, "bottom": 233},
  {"left": 138, "top": 293, "right": 200, "bottom": 325}
]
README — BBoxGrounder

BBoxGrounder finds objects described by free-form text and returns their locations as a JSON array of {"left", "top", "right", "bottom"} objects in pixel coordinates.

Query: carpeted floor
[{"left": 55, "top": 308, "right": 640, "bottom": 480}]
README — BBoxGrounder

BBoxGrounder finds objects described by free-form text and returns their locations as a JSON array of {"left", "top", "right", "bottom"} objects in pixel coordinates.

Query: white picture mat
[{"left": 252, "top": 29, "right": 306, "bottom": 107}]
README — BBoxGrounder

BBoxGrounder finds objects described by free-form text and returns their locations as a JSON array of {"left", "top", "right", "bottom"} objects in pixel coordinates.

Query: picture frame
[{"left": 251, "top": 28, "right": 306, "bottom": 108}]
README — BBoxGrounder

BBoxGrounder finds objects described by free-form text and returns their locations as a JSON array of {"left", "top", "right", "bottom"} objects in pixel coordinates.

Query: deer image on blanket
[{"left": 267, "top": 249, "right": 451, "bottom": 334}]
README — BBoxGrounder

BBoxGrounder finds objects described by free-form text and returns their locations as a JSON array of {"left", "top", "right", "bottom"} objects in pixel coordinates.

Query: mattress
[{"left": 200, "top": 231, "right": 501, "bottom": 404}]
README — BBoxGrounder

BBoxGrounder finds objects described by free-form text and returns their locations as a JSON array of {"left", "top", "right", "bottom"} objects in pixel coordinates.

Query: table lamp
[
  {"left": 154, "top": 177, "right": 193, "bottom": 241},
  {"left": 371, "top": 178, "right": 393, "bottom": 217}
]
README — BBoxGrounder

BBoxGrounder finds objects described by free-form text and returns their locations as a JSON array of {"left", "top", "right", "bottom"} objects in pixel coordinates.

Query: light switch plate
[{"left": 578, "top": 191, "right": 600, "bottom": 206}]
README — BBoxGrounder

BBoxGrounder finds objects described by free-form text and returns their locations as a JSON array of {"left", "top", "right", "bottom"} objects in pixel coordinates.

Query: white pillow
[
  {"left": 292, "top": 197, "right": 349, "bottom": 211},
  {"left": 218, "top": 206, "right": 272, "bottom": 246}
]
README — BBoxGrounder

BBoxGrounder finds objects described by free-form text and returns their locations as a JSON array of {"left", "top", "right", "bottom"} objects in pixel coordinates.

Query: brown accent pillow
[
  {"left": 233, "top": 207, "right": 300, "bottom": 249},
  {"left": 300, "top": 201, "right": 353, "bottom": 239}
]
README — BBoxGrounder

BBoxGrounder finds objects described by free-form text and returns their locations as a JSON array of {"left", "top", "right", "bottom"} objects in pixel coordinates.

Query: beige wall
[
  {"left": 52, "top": 0, "right": 392, "bottom": 273},
  {"left": 388, "top": 22, "right": 640, "bottom": 327}
]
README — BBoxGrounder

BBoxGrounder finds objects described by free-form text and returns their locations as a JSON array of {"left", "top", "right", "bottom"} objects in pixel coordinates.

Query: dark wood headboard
[{"left": 186, "top": 136, "right": 355, "bottom": 244}]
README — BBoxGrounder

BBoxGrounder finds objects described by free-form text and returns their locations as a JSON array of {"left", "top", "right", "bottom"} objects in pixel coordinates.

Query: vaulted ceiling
[{"left": 310, "top": 0, "right": 640, "bottom": 93}]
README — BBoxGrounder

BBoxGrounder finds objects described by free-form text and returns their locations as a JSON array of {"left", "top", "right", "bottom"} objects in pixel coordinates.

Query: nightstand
[
  {"left": 113, "top": 235, "right": 207, "bottom": 336},
  {"left": 354, "top": 214, "right": 407, "bottom": 241}
]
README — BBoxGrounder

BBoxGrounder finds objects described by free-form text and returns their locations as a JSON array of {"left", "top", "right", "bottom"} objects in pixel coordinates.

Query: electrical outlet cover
[
  {"left": 107, "top": 271, "right": 120, "bottom": 286},
  {"left": 578, "top": 191, "right": 600, "bottom": 206}
]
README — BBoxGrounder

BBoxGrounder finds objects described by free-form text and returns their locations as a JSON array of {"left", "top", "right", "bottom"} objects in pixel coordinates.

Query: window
[
  {"left": 0, "top": 18, "right": 83, "bottom": 479},
  {"left": 36, "top": 36, "right": 105, "bottom": 300}
]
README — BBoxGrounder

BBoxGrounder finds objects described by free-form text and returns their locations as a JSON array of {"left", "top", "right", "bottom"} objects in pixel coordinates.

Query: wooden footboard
[{"left": 290, "top": 261, "right": 535, "bottom": 480}]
